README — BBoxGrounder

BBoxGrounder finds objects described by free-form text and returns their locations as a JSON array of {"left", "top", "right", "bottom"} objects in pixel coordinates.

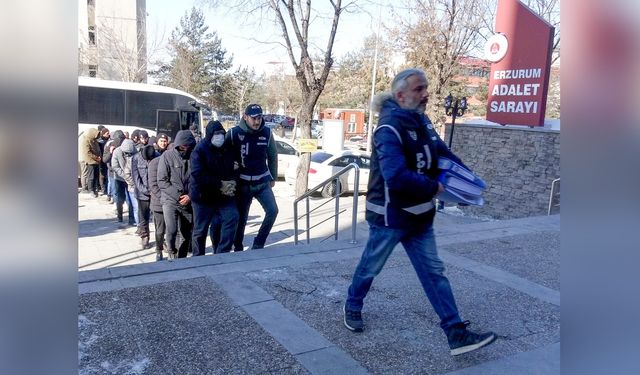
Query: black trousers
[
  {"left": 163, "top": 204, "right": 193, "bottom": 258},
  {"left": 86, "top": 163, "right": 99, "bottom": 194},
  {"left": 137, "top": 199, "right": 151, "bottom": 237},
  {"left": 152, "top": 210, "right": 166, "bottom": 252}
]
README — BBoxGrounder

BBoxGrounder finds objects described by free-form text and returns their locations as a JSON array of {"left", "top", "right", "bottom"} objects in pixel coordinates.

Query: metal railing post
[
  {"left": 292, "top": 162, "right": 361, "bottom": 245},
  {"left": 306, "top": 196, "right": 310, "bottom": 244},
  {"left": 350, "top": 165, "right": 360, "bottom": 244}
]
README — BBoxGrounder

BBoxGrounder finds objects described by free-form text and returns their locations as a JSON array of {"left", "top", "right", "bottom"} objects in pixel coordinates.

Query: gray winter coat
[{"left": 112, "top": 139, "right": 137, "bottom": 188}]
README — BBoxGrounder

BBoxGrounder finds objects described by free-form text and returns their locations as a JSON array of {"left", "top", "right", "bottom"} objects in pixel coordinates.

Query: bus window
[
  {"left": 79, "top": 86, "right": 125, "bottom": 125},
  {"left": 180, "top": 110, "right": 199, "bottom": 130},
  {"left": 156, "top": 110, "right": 180, "bottom": 142},
  {"left": 127, "top": 90, "right": 173, "bottom": 128}
]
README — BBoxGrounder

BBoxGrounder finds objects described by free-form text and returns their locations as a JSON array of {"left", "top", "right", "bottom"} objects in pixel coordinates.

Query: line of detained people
[{"left": 91, "top": 103, "right": 279, "bottom": 261}]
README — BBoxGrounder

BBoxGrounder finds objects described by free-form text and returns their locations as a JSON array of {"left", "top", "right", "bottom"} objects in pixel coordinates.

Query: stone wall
[{"left": 443, "top": 122, "right": 560, "bottom": 219}]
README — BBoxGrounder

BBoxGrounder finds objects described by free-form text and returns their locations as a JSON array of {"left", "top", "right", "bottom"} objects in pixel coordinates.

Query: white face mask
[{"left": 211, "top": 134, "right": 224, "bottom": 147}]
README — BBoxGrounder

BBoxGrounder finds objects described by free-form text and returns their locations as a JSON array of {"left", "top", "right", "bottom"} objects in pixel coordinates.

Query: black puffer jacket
[{"left": 189, "top": 121, "right": 237, "bottom": 205}]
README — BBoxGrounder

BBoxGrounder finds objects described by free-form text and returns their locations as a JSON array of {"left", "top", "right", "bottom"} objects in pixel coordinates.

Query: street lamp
[{"left": 444, "top": 94, "right": 467, "bottom": 149}]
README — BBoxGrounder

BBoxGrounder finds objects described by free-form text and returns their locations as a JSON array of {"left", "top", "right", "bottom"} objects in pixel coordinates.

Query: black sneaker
[
  {"left": 447, "top": 321, "right": 496, "bottom": 356},
  {"left": 343, "top": 304, "right": 364, "bottom": 332}
]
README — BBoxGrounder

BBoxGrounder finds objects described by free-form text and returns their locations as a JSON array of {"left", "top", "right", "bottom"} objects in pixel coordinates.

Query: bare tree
[
  {"left": 204, "top": 0, "right": 360, "bottom": 196},
  {"left": 391, "top": 0, "right": 487, "bottom": 132},
  {"left": 79, "top": 16, "right": 165, "bottom": 82}
]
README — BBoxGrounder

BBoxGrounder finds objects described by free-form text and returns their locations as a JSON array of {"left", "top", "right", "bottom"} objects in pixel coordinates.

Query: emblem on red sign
[{"left": 484, "top": 33, "right": 509, "bottom": 63}]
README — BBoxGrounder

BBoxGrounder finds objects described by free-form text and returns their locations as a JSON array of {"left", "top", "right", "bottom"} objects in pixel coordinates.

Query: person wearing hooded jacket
[
  {"left": 103, "top": 130, "right": 125, "bottom": 204},
  {"left": 157, "top": 130, "right": 197, "bottom": 259},
  {"left": 80, "top": 127, "right": 102, "bottom": 197},
  {"left": 112, "top": 139, "right": 139, "bottom": 227},
  {"left": 148, "top": 141, "right": 168, "bottom": 261},
  {"left": 226, "top": 104, "right": 279, "bottom": 251},
  {"left": 342, "top": 68, "right": 496, "bottom": 356},
  {"left": 189, "top": 120, "right": 239, "bottom": 256},
  {"left": 132, "top": 145, "right": 157, "bottom": 250}
]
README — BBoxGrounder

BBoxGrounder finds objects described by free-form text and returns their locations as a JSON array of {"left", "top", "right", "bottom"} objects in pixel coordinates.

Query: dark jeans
[
  {"left": 86, "top": 163, "right": 99, "bottom": 194},
  {"left": 137, "top": 199, "right": 151, "bottom": 237},
  {"left": 346, "top": 224, "right": 462, "bottom": 333},
  {"left": 152, "top": 210, "right": 166, "bottom": 252},
  {"left": 163, "top": 204, "right": 193, "bottom": 258},
  {"left": 99, "top": 163, "right": 109, "bottom": 195},
  {"left": 234, "top": 181, "right": 278, "bottom": 250},
  {"left": 114, "top": 180, "right": 131, "bottom": 222},
  {"left": 192, "top": 200, "right": 239, "bottom": 256}
]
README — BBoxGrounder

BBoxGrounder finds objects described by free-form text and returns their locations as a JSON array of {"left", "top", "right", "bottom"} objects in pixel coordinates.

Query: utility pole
[{"left": 366, "top": 6, "right": 382, "bottom": 154}]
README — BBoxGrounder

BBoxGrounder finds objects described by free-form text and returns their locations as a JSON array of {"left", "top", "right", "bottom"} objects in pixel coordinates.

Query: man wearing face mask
[
  {"left": 189, "top": 120, "right": 239, "bottom": 256},
  {"left": 157, "top": 130, "right": 197, "bottom": 259},
  {"left": 227, "top": 104, "right": 279, "bottom": 251}
]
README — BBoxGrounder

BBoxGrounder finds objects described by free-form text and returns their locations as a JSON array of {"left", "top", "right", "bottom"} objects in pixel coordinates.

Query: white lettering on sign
[
  {"left": 493, "top": 68, "right": 542, "bottom": 80},
  {"left": 491, "top": 83, "right": 541, "bottom": 96},
  {"left": 490, "top": 101, "right": 538, "bottom": 113}
]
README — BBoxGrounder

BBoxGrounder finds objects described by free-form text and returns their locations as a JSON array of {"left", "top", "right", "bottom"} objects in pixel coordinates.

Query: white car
[
  {"left": 273, "top": 135, "right": 299, "bottom": 178},
  {"left": 285, "top": 149, "right": 371, "bottom": 197}
]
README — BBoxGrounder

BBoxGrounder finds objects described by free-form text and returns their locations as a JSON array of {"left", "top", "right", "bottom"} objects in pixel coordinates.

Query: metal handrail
[
  {"left": 547, "top": 178, "right": 560, "bottom": 215},
  {"left": 293, "top": 163, "right": 360, "bottom": 245}
]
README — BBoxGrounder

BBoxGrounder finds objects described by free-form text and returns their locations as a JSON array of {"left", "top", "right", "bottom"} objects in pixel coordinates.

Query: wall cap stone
[{"left": 446, "top": 121, "right": 560, "bottom": 134}]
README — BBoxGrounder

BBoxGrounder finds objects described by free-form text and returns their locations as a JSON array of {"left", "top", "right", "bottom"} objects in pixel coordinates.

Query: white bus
[{"left": 78, "top": 77, "right": 212, "bottom": 142}]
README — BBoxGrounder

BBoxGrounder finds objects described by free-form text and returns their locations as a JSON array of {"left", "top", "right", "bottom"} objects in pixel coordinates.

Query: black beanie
[{"left": 142, "top": 145, "right": 156, "bottom": 161}]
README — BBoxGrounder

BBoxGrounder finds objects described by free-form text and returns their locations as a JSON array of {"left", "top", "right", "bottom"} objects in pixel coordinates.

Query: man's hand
[
  {"left": 269, "top": 181, "right": 275, "bottom": 188},
  {"left": 437, "top": 182, "right": 445, "bottom": 194},
  {"left": 179, "top": 194, "right": 190, "bottom": 205}
]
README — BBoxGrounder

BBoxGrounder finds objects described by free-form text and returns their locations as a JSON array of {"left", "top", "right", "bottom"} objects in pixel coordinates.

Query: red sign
[{"left": 486, "top": 0, "right": 554, "bottom": 126}]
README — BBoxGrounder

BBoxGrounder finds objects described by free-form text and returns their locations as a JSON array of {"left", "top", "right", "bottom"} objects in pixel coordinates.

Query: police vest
[{"left": 230, "top": 125, "right": 273, "bottom": 184}]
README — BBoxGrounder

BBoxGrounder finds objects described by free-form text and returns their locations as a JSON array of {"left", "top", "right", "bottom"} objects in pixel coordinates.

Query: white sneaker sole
[
  {"left": 450, "top": 334, "right": 496, "bottom": 356},
  {"left": 343, "top": 305, "right": 364, "bottom": 332}
]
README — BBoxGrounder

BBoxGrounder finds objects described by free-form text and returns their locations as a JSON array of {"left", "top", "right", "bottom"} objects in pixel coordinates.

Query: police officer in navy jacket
[{"left": 226, "top": 104, "right": 279, "bottom": 251}]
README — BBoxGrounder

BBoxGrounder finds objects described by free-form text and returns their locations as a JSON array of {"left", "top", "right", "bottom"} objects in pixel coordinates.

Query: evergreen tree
[{"left": 151, "top": 7, "right": 232, "bottom": 109}]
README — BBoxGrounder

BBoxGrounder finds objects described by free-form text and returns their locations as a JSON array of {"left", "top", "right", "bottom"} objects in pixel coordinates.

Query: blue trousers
[
  {"left": 346, "top": 223, "right": 463, "bottom": 333},
  {"left": 234, "top": 182, "right": 278, "bottom": 250},
  {"left": 192, "top": 200, "right": 239, "bottom": 256}
]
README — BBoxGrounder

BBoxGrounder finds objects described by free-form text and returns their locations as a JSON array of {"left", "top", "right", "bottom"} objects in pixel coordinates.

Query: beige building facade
[{"left": 78, "top": 0, "right": 147, "bottom": 82}]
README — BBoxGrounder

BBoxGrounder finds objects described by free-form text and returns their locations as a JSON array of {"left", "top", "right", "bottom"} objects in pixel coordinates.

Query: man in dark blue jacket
[
  {"left": 343, "top": 68, "right": 496, "bottom": 356},
  {"left": 190, "top": 120, "right": 239, "bottom": 256},
  {"left": 227, "top": 104, "right": 279, "bottom": 251}
]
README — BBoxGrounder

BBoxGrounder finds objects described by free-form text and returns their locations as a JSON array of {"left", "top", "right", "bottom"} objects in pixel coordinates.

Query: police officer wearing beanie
[{"left": 226, "top": 104, "right": 279, "bottom": 251}]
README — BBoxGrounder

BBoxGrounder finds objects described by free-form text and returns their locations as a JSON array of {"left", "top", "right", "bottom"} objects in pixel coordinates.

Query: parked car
[
  {"left": 285, "top": 149, "right": 371, "bottom": 197},
  {"left": 273, "top": 134, "right": 299, "bottom": 178}
]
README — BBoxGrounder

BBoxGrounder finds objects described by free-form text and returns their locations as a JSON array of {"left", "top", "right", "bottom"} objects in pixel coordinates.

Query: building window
[
  {"left": 89, "top": 65, "right": 97, "bottom": 77},
  {"left": 349, "top": 114, "right": 356, "bottom": 123},
  {"left": 348, "top": 122, "right": 356, "bottom": 133},
  {"left": 88, "top": 26, "right": 96, "bottom": 45}
]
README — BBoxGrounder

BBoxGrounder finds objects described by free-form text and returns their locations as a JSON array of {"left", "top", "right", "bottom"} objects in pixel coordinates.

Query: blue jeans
[
  {"left": 234, "top": 182, "right": 278, "bottom": 250},
  {"left": 192, "top": 200, "right": 239, "bottom": 256},
  {"left": 346, "top": 224, "right": 462, "bottom": 333},
  {"left": 107, "top": 173, "right": 116, "bottom": 198},
  {"left": 125, "top": 188, "right": 139, "bottom": 226}
]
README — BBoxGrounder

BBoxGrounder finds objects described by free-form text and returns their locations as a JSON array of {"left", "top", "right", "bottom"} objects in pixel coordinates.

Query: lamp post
[
  {"left": 444, "top": 94, "right": 468, "bottom": 149},
  {"left": 437, "top": 94, "right": 468, "bottom": 211}
]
